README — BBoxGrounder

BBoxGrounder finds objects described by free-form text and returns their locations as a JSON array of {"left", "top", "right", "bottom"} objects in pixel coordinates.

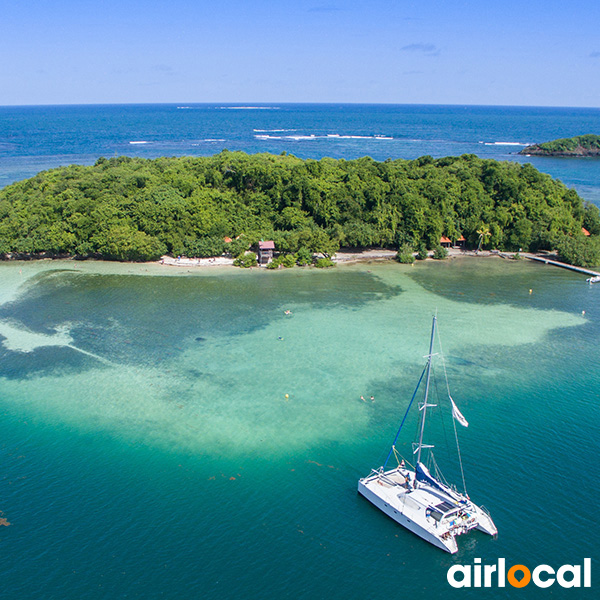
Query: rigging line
[
  {"left": 391, "top": 446, "right": 414, "bottom": 469},
  {"left": 436, "top": 319, "right": 468, "bottom": 495},
  {"left": 416, "top": 316, "right": 437, "bottom": 467},
  {"left": 432, "top": 362, "right": 452, "bottom": 462},
  {"left": 431, "top": 452, "right": 450, "bottom": 488},
  {"left": 383, "top": 364, "right": 428, "bottom": 469},
  {"left": 435, "top": 320, "right": 452, "bottom": 400},
  {"left": 453, "top": 412, "right": 468, "bottom": 495},
  {"left": 412, "top": 393, "right": 422, "bottom": 445},
  {"left": 396, "top": 452, "right": 415, "bottom": 471}
]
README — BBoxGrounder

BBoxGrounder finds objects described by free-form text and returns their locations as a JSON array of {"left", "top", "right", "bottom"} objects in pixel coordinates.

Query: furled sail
[{"left": 415, "top": 463, "right": 461, "bottom": 501}]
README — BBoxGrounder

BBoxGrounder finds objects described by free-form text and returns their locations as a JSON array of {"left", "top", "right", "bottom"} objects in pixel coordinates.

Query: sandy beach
[
  {"left": 156, "top": 247, "right": 504, "bottom": 269},
  {"left": 160, "top": 255, "right": 235, "bottom": 267}
]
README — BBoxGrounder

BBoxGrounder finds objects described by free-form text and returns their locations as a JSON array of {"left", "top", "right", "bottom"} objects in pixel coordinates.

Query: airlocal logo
[{"left": 447, "top": 558, "right": 591, "bottom": 588}]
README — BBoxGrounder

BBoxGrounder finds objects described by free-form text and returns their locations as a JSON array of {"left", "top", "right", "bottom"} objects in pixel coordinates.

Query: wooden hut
[
  {"left": 258, "top": 240, "right": 275, "bottom": 265},
  {"left": 440, "top": 236, "right": 452, "bottom": 248},
  {"left": 455, "top": 235, "right": 466, "bottom": 248}
]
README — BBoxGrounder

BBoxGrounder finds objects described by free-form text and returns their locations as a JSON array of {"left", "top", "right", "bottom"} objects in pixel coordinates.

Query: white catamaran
[{"left": 358, "top": 316, "right": 497, "bottom": 554}]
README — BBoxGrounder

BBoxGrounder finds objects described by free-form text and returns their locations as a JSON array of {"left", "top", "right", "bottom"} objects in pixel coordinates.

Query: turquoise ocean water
[
  {"left": 1, "top": 105, "right": 600, "bottom": 598},
  {"left": 1, "top": 260, "right": 599, "bottom": 599}
]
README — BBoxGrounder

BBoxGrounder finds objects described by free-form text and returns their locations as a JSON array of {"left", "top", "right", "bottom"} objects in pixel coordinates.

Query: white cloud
[{"left": 401, "top": 43, "right": 440, "bottom": 56}]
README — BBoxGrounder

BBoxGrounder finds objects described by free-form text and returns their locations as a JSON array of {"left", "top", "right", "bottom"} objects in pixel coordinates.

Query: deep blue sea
[
  {"left": 1, "top": 105, "right": 599, "bottom": 598},
  {"left": 1, "top": 103, "right": 600, "bottom": 204}
]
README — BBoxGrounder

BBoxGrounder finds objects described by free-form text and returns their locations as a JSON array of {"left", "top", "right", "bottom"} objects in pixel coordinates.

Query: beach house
[{"left": 257, "top": 240, "right": 275, "bottom": 265}]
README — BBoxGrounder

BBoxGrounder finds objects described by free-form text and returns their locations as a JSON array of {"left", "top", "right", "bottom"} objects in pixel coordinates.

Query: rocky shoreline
[{"left": 520, "top": 145, "right": 600, "bottom": 157}]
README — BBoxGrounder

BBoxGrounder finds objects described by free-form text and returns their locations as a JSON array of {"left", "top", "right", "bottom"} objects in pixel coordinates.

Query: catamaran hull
[
  {"left": 474, "top": 509, "right": 497, "bottom": 537},
  {"left": 357, "top": 479, "right": 458, "bottom": 553}
]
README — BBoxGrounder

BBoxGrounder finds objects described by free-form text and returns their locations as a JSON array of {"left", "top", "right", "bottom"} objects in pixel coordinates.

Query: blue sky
[{"left": 1, "top": 0, "right": 599, "bottom": 106}]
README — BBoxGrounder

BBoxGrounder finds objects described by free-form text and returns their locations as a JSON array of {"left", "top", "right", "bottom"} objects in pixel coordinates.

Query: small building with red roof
[
  {"left": 440, "top": 236, "right": 452, "bottom": 248},
  {"left": 257, "top": 240, "right": 275, "bottom": 265}
]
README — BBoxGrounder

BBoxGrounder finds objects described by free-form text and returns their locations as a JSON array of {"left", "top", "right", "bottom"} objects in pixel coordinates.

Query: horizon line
[{"left": 0, "top": 101, "right": 599, "bottom": 111}]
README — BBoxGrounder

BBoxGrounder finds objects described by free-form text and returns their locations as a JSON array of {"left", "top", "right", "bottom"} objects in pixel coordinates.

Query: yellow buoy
[
  {"left": 529, "top": 289, "right": 532, "bottom": 294},
  {"left": 285, "top": 394, "right": 289, "bottom": 400}
]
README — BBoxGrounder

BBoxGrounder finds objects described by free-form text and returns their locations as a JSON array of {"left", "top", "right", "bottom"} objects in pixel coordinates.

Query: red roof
[
  {"left": 223, "top": 237, "right": 233, "bottom": 243},
  {"left": 258, "top": 240, "right": 275, "bottom": 250},
  {"left": 582, "top": 227, "right": 591, "bottom": 236},
  {"left": 456, "top": 235, "right": 466, "bottom": 241},
  {"left": 440, "top": 236, "right": 452, "bottom": 244}
]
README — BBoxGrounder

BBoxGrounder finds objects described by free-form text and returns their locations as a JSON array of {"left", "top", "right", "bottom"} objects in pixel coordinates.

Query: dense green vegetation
[
  {"left": 520, "top": 134, "right": 600, "bottom": 157},
  {"left": 554, "top": 233, "right": 600, "bottom": 268},
  {"left": 1, "top": 151, "right": 599, "bottom": 266}
]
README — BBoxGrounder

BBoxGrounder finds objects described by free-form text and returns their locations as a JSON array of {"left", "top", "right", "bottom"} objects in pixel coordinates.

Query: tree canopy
[
  {"left": 520, "top": 134, "right": 600, "bottom": 157},
  {"left": 0, "top": 151, "right": 598, "bottom": 265}
]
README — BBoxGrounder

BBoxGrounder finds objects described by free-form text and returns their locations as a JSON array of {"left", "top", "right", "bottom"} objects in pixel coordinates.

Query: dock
[{"left": 520, "top": 253, "right": 600, "bottom": 279}]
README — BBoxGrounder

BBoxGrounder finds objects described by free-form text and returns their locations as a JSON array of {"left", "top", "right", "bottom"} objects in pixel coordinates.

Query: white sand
[{"left": 159, "top": 255, "right": 234, "bottom": 267}]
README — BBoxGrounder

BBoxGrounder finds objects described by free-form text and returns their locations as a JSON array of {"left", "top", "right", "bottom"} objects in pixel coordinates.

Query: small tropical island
[
  {"left": 1, "top": 151, "right": 599, "bottom": 267},
  {"left": 520, "top": 134, "right": 600, "bottom": 157}
]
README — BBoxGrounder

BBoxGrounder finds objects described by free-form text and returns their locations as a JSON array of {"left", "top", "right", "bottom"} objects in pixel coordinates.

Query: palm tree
[{"left": 476, "top": 225, "right": 491, "bottom": 252}]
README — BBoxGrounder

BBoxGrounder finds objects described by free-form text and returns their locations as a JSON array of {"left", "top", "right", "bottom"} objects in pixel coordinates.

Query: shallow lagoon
[{"left": 1, "top": 258, "right": 598, "bottom": 598}]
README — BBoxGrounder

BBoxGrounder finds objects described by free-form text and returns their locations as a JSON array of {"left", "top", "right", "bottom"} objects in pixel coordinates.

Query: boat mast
[{"left": 416, "top": 316, "right": 437, "bottom": 466}]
